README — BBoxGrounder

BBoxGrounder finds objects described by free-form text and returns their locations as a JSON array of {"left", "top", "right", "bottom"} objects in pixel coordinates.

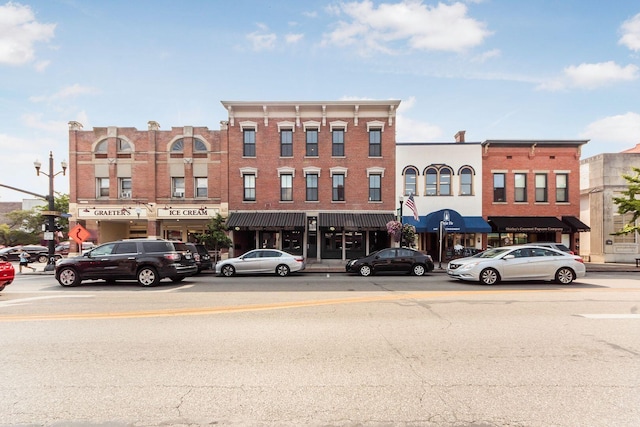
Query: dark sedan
[
  {"left": 0, "top": 245, "right": 59, "bottom": 264},
  {"left": 346, "top": 247, "right": 435, "bottom": 277}
]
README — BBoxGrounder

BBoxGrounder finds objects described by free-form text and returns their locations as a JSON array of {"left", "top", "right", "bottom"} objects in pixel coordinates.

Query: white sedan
[
  {"left": 447, "top": 245, "right": 586, "bottom": 285},
  {"left": 215, "top": 249, "right": 305, "bottom": 277}
]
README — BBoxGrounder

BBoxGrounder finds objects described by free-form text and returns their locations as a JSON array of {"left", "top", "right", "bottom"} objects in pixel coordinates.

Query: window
[
  {"left": 493, "top": 173, "right": 506, "bottom": 202},
  {"left": 439, "top": 167, "right": 452, "bottom": 196},
  {"left": 404, "top": 167, "right": 417, "bottom": 196},
  {"left": 193, "top": 138, "right": 207, "bottom": 152},
  {"left": 280, "top": 174, "right": 293, "bottom": 201},
  {"left": 369, "top": 129, "right": 381, "bottom": 156},
  {"left": 117, "top": 138, "right": 131, "bottom": 153},
  {"left": 243, "top": 174, "right": 256, "bottom": 201},
  {"left": 426, "top": 168, "right": 437, "bottom": 196},
  {"left": 195, "top": 177, "right": 207, "bottom": 198},
  {"left": 332, "top": 129, "right": 344, "bottom": 156},
  {"left": 97, "top": 178, "right": 109, "bottom": 198},
  {"left": 459, "top": 167, "right": 473, "bottom": 195},
  {"left": 332, "top": 174, "right": 345, "bottom": 201},
  {"left": 556, "top": 173, "right": 568, "bottom": 202},
  {"left": 243, "top": 129, "right": 256, "bottom": 157},
  {"left": 535, "top": 173, "right": 548, "bottom": 202},
  {"left": 306, "top": 129, "right": 318, "bottom": 156},
  {"left": 95, "top": 140, "right": 108, "bottom": 153},
  {"left": 119, "top": 178, "right": 132, "bottom": 199},
  {"left": 514, "top": 173, "right": 527, "bottom": 202},
  {"left": 613, "top": 213, "right": 637, "bottom": 243},
  {"left": 369, "top": 174, "right": 381, "bottom": 201},
  {"left": 306, "top": 174, "right": 318, "bottom": 201},
  {"left": 171, "top": 139, "right": 184, "bottom": 152},
  {"left": 172, "top": 177, "right": 185, "bottom": 198},
  {"left": 280, "top": 129, "right": 293, "bottom": 157}
]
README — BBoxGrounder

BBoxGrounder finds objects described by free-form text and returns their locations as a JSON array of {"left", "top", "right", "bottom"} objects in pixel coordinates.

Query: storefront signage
[
  {"left": 504, "top": 226, "right": 564, "bottom": 232},
  {"left": 156, "top": 207, "right": 213, "bottom": 219},
  {"left": 78, "top": 207, "right": 147, "bottom": 219}
]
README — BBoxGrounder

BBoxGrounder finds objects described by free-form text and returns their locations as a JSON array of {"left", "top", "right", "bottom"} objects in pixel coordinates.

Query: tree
[
  {"left": 195, "top": 214, "right": 232, "bottom": 263},
  {"left": 612, "top": 166, "right": 640, "bottom": 235},
  {"left": 0, "top": 193, "right": 69, "bottom": 246}
]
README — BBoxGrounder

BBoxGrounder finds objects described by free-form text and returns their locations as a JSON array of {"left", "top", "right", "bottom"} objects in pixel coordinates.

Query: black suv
[
  {"left": 185, "top": 243, "right": 213, "bottom": 273},
  {"left": 55, "top": 239, "right": 197, "bottom": 287}
]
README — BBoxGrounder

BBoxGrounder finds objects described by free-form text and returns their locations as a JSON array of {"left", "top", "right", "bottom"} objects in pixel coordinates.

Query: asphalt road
[{"left": 1, "top": 271, "right": 639, "bottom": 426}]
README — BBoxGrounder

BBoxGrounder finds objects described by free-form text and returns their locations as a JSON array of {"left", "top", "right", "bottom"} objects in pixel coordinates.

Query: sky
[{"left": 1, "top": 0, "right": 639, "bottom": 202}]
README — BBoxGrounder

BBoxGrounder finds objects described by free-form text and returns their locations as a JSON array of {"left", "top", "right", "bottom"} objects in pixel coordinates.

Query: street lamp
[
  {"left": 34, "top": 152, "right": 67, "bottom": 271},
  {"left": 398, "top": 196, "right": 404, "bottom": 248}
]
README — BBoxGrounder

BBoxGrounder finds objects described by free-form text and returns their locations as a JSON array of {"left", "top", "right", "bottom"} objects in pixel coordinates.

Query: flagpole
[{"left": 398, "top": 196, "right": 404, "bottom": 248}]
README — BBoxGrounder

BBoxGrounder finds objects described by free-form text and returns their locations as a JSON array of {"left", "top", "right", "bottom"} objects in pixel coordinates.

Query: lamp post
[
  {"left": 34, "top": 152, "right": 67, "bottom": 271},
  {"left": 398, "top": 196, "right": 404, "bottom": 248}
]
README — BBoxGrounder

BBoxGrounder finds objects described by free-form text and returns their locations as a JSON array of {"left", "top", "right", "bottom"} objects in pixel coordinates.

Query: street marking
[
  {"left": 0, "top": 295, "right": 93, "bottom": 308},
  {"left": 577, "top": 314, "right": 640, "bottom": 319},
  {"left": 152, "top": 284, "right": 194, "bottom": 292}
]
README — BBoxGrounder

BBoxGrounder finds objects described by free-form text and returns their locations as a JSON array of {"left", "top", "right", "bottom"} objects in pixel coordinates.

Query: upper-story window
[
  {"left": 97, "top": 178, "right": 109, "bottom": 198},
  {"left": 332, "top": 129, "right": 345, "bottom": 156},
  {"left": 171, "top": 139, "right": 184, "bottom": 153},
  {"left": 535, "top": 173, "right": 548, "bottom": 202},
  {"left": 95, "top": 140, "right": 108, "bottom": 153},
  {"left": 306, "top": 129, "right": 318, "bottom": 156},
  {"left": 439, "top": 167, "right": 452, "bottom": 196},
  {"left": 425, "top": 167, "right": 437, "bottom": 196},
  {"left": 119, "top": 178, "right": 132, "bottom": 199},
  {"left": 281, "top": 129, "right": 293, "bottom": 157},
  {"left": 306, "top": 173, "right": 318, "bottom": 201},
  {"left": 369, "top": 129, "right": 381, "bottom": 157},
  {"left": 403, "top": 167, "right": 418, "bottom": 196},
  {"left": 172, "top": 177, "right": 185, "bottom": 199},
  {"left": 193, "top": 138, "right": 207, "bottom": 153},
  {"left": 514, "top": 173, "right": 527, "bottom": 202},
  {"left": 424, "top": 165, "right": 453, "bottom": 196},
  {"left": 280, "top": 174, "right": 293, "bottom": 201},
  {"left": 332, "top": 174, "right": 345, "bottom": 201},
  {"left": 556, "top": 173, "right": 568, "bottom": 202},
  {"left": 117, "top": 138, "right": 131, "bottom": 153},
  {"left": 369, "top": 174, "right": 382, "bottom": 201},
  {"left": 243, "top": 128, "right": 256, "bottom": 157},
  {"left": 459, "top": 166, "right": 473, "bottom": 196},
  {"left": 243, "top": 174, "right": 256, "bottom": 201},
  {"left": 195, "top": 177, "right": 207, "bottom": 198},
  {"left": 493, "top": 173, "right": 506, "bottom": 202}
]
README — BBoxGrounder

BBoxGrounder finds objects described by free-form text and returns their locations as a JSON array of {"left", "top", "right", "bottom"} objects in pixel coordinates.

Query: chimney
[{"left": 455, "top": 130, "right": 466, "bottom": 143}]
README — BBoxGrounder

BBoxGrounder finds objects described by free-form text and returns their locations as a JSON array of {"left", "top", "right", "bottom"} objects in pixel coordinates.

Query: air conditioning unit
[
  {"left": 173, "top": 191, "right": 185, "bottom": 198},
  {"left": 121, "top": 191, "right": 131, "bottom": 199}
]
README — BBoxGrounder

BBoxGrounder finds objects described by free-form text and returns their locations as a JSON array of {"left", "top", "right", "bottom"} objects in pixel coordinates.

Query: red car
[{"left": 0, "top": 260, "right": 15, "bottom": 291}]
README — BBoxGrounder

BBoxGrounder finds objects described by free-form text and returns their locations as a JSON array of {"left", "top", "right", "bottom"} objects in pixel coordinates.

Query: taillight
[
  {"left": 164, "top": 253, "right": 181, "bottom": 261},
  {"left": 295, "top": 257, "right": 304, "bottom": 263},
  {"left": 575, "top": 257, "right": 584, "bottom": 263}
]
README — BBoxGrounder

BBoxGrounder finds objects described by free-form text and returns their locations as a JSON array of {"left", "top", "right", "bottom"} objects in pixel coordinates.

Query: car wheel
[
  {"left": 276, "top": 264, "right": 290, "bottom": 277},
  {"left": 220, "top": 264, "right": 235, "bottom": 277},
  {"left": 37, "top": 255, "right": 49, "bottom": 264},
  {"left": 412, "top": 264, "right": 426, "bottom": 276},
  {"left": 57, "top": 267, "right": 81, "bottom": 287},
  {"left": 359, "top": 265, "right": 372, "bottom": 277},
  {"left": 479, "top": 268, "right": 500, "bottom": 285},
  {"left": 137, "top": 266, "right": 159, "bottom": 286},
  {"left": 171, "top": 276, "right": 185, "bottom": 282},
  {"left": 0, "top": 284, "right": 5, "bottom": 292},
  {"left": 555, "top": 267, "right": 575, "bottom": 284}
]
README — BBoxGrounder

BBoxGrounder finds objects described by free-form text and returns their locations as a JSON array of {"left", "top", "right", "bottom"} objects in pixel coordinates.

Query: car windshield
[{"left": 473, "top": 248, "right": 511, "bottom": 258}]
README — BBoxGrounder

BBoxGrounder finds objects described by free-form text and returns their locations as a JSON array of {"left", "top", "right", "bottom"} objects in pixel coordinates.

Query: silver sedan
[
  {"left": 447, "top": 245, "right": 586, "bottom": 285},
  {"left": 215, "top": 249, "right": 305, "bottom": 277}
]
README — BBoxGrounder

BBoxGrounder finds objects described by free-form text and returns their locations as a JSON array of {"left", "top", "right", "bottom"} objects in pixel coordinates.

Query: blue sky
[{"left": 1, "top": 0, "right": 639, "bottom": 201}]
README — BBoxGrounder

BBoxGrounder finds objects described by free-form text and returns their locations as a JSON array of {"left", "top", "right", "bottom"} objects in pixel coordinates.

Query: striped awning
[
  {"left": 226, "top": 212, "right": 306, "bottom": 229},
  {"left": 318, "top": 212, "right": 395, "bottom": 230}
]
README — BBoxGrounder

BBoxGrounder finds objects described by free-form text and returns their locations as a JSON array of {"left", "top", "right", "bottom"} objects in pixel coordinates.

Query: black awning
[
  {"left": 488, "top": 216, "right": 571, "bottom": 233},
  {"left": 227, "top": 212, "right": 306, "bottom": 229},
  {"left": 562, "top": 216, "right": 590, "bottom": 232},
  {"left": 319, "top": 212, "right": 395, "bottom": 230}
]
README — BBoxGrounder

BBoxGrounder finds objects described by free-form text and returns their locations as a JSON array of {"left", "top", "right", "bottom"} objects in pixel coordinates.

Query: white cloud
[
  {"left": 396, "top": 96, "right": 443, "bottom": 141},
  {"left": 247, "top": 24, "right": 277, "bottom": 51},
  {"left": 472, "top": 48, "right": 500, "bottom": 63},
  {"left": 580, "top": 112, "right": 640, "bottom": 151},
  {"left": 322, "top": 0, "right": 491, "bottom": 55},
  {"left": 29, "top": 84, "right": 100, "bottom": 103},
  {"left": 619, "top": 13, "right": 640, "bottom": 52},
  {"left": 285, "top": 33, "right": 304, "bottom": 44},
  {"left": 537, "top": 61, "right": 639, "bottom": 91},
  {"left": 0, "top": 2, "right": 56, "bottom": 66},
  {"left": 21, "top": 113, "right": 68, "bottom": 134}
]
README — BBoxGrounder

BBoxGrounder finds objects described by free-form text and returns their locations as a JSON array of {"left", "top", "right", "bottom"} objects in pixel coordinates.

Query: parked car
[
  {"left": 55, "top": 238, "right": 198, "bottom": 287},
  {"left": 526, "top": 242, "right": 573, "bottom": 254},
  {"left": 215, "top": 249, "right": 305, "bottom": 277},
  {"left": 0, "top": 245, "right": 60, "bottom": 264},
  {"left": 0, "top": 260, "right": 15, "bottom": 291},
  {"left": 346, "top": 247, "right": 435, "bottom": 277},
  {"left": 55, "top": 241, "right": 95, "bottom": 256},
  {"left": 446, "top": 245, "right": 585, "bottom": 285},
  {"left": 185, "top": 243, "right": 212, "bottom": 273}
]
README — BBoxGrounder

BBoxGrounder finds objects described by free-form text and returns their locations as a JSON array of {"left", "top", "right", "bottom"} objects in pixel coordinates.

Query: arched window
[
  {"left": 171, "top": 139, "right": 184, "bottom": 152},
  {"left": 439, "top": 167, "right": 453, "bottom": 196},
  {"left": 459, "top": 166, "right": 474, "bottom": 195},
  {"left": 116, "top": 138, "right": 131, "bottom": 152},
  {"left": 194, "top": 138, "right": 207, "bottom": 152},
  {"left": 95, "top": 139, "right": 108, "bottom": 153},
  {"left": 425, "top": 167, "right": 438, "bottom": 196},
  {"left": 403, "top": 167, "right": 418, "bottom": 196}
]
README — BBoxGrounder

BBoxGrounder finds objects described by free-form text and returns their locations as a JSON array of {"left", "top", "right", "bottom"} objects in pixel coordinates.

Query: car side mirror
[{"left": 503, "top": 254, "right": 515, "bottom": 260}]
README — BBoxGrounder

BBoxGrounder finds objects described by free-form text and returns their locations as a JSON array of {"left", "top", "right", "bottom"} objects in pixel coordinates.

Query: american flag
[{"left": 405, "top": 194, "right": 419, "bottom": 221}]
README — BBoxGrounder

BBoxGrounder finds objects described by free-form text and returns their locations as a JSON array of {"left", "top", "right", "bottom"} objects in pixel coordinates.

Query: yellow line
[{"left": 0, "top": 287, "right": 638, "bottom": 322}]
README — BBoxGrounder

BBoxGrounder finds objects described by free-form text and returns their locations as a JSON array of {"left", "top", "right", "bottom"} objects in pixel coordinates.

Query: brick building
[
  {"left": 221, "top": 100, "right": 400, "bottom": 260},
  {"left": 67, "top": 121, "right": 227, "bottom": 244},
  {"left": 482, "top": 140, "right": 590, "bottom": 254}
]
